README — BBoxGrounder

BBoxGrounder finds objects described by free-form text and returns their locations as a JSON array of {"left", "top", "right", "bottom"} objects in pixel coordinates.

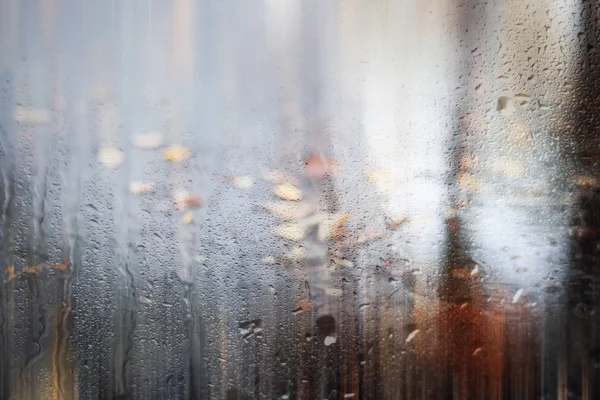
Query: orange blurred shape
[
  {"left": 305, "top": 153, "right": 332, "bottom": 180},
  {"left": 174, "top": 191, "right": 204, "bottom": 209},
  {"left": 451, "top": 268, "right": 472, "bottom": 278}
]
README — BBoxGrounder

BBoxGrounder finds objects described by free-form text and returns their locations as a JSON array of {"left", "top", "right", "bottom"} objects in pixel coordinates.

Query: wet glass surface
[{"left": 1, "top": 0, "right": 600, "bottom": 399}]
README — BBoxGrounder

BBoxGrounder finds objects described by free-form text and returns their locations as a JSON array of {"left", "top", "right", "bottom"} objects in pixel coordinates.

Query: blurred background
[{"left": 1, "top": 0, "right": 600, "bottom": 399}]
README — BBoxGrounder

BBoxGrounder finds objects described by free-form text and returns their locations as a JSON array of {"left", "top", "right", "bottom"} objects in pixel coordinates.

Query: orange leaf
[
  {"left": 22, "top": 264, "right": 44, "bottom": 274},
  {"left": 4, "top": 265, "right": 16, "bottom": 283},
  {"left": 294, "top": 298, "right": 313, "bottom": 314}
]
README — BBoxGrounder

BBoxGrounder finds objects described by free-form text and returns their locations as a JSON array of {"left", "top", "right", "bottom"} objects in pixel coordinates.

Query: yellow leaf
[
  {"left": 288, "top": 246, "right": 308, "bottom": 261},
  {"left": 163, "top": 145, "right": 191, "bottom": 163},
  {"left": 273, "top": 222, "right": 305, "bottom": 241},
  {"left": 317, "top": 213, "right": 348, "bottom": 242},
  {"left": 98, "top": 147, "right": 124, "bottom": 169},
  {"left": 274, "top": 183, "right": 302, "bottom": 201},
  {"left": 22, "top": 264, "right": 44, "bottom": 274},
  {"left": 182, "top": 211, "right": 194, "bottom": 224}
]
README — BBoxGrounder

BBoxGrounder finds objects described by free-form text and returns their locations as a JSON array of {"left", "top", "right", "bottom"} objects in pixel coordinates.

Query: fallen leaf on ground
[
  {"left": 288, "top": 246, "right": 307, "bottom": 261},
  {"left": 174, "top": 190, "right": 204, "bottom": 209},
  {"left": 48, "top": 260, "right": 70, "bottom": 271},
  {"left": 182, "top": 211, "right": 194, "bottom": 224},
  {"left": 22, "top": 264, "right": 45, "bottom": 274},
  {"left": 5, "top": 265, "right": 16, "bottom": 283},
  {"left": 273, "top": 222, "right": 305, "bottom": 241},
  {"left": 223, "top": 175, "right": 254, "bottom": 190},
  {"left": 264, "top": 202, "right": 312, "bottom": 220},
  {"left": 129, "top": 181, "right": 155, "bottom": 195},
  {"left": 317, "top": 213, "right": 348, "bottom": 241},
  {"left": 98, "top": 147, "right": 124, "bottom": 169},
  {"left": 294, "top": 298, "right": 313, "bottom": 314},
  {"left": 305, "top": 154, "right": 330, "bottom": 179},
  {"left": 274, "top": 182, "right": 302, "bottom": 201},
  {"left": 163, "top": 145, "right": 191, "bottom": 163},
  {"left": 132, "top": 132, "right": 164, "bottom": 149}
]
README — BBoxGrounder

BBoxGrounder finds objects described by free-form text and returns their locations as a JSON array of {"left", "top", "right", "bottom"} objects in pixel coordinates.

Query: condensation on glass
[{"left": 0, "top": 0, "right": 599, "bottom": 399}]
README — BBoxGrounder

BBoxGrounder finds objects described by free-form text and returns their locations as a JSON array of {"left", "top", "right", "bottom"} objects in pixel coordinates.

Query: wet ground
[{"left": 1, "top": 0, "right": 600, "bottom": 399}]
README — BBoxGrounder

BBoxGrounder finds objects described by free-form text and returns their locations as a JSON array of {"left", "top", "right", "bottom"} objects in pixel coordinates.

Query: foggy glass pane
[{"left": 1, "top": 0, "right": 599, "bottom": 399}]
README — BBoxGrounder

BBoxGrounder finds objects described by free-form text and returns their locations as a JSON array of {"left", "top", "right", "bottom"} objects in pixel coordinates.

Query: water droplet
[
  {"left": 512, "top": 288, "right": 524, "bottom": 303},
  {"left": 316, "top": 315, "right": 336, "bottom": 340},
  {"left": 406, "top": 329, "right": 420, "bottom": 343},
  {"left": 497, "top": 96, "right": 515, "bottom": 116}
]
